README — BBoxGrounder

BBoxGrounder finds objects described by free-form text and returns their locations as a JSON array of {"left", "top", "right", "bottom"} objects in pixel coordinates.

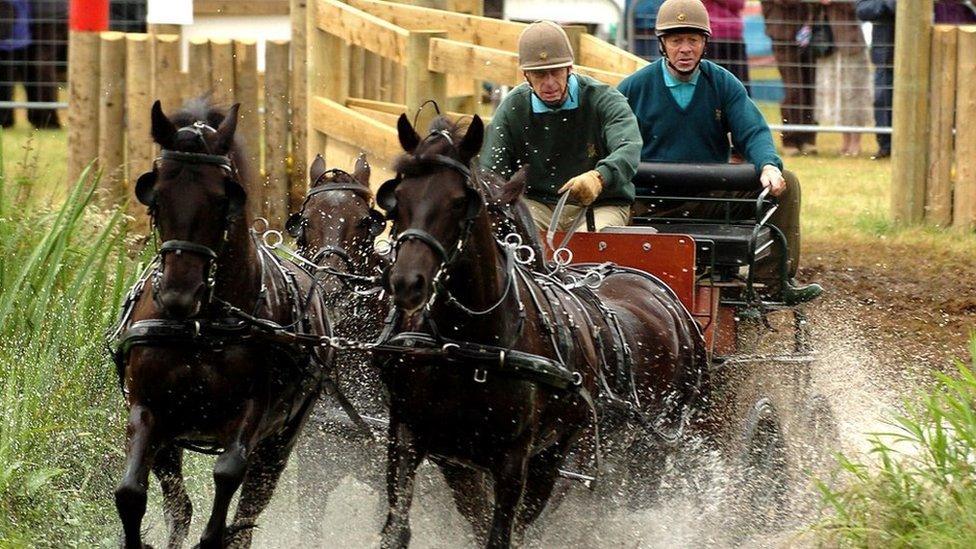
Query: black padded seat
[{"left": 602, "top": 223, "right": 772, "bottom": 268}]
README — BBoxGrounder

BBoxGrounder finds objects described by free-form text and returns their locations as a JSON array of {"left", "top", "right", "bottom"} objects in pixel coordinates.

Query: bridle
[
  {"left": 377, "top": 134, "right": 517, "bottom": 317},
  {"left": 135, "top": 122, "right": 246, "bottom": 311},
  {"left": 286, "top": 168, "right": 386, "bottom": 274}
]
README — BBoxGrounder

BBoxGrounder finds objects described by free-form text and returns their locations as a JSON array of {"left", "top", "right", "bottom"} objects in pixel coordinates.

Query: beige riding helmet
[
  {"left": 518, "top": 21, "right": 575, "bottom": 71},
  {"left": 655, "top": 0, "right": 712, "bottom": 37}
]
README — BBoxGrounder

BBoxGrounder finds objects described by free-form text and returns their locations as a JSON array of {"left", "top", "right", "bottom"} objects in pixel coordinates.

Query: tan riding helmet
[
  {"left": 655, "top": 0, "right": 712, "bottom": 37},
  {"left": 518, "top": 21, "right": 575, "bottom": 71}
]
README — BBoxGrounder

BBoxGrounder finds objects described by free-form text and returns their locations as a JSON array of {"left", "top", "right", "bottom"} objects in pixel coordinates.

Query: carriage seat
[{"left": 599, "top": 223, "right": 773, "bottom": 270}]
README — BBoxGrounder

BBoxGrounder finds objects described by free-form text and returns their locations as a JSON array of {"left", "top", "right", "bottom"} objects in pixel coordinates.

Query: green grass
[
  {"left": 0, "top": 142, "right": 139, "bottom": 544},
  {"left": 816, "top": 336, "right": 976, "bottom": 548}
]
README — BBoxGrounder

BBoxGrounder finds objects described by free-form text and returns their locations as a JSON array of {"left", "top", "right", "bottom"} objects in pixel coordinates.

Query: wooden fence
[
  {"left": 74, "top": 31, "right": 298, "bottom": 232},
  {"left": 892, "top": 0, "right": 976, "bottom": 230},
  {"left": 304, "top": 0, "right": 647, "bottom": 185},
  {"left": 66, "top": 0, "right": 645, "bottom": 230}
]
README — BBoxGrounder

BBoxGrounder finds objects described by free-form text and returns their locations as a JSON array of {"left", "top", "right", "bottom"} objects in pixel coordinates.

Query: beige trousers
[{"left": 524, "top": 198, "right": 631, "bottom": 232}]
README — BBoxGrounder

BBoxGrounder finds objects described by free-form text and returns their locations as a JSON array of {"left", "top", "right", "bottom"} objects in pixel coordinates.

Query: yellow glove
[{"left": 558, "top": 170, "right": 604, "bottom": 206}]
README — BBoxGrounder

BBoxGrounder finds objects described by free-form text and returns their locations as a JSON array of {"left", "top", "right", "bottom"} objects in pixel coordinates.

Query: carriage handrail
[{"left": 632, "top": 161, "right": 761, "bottom": 194}]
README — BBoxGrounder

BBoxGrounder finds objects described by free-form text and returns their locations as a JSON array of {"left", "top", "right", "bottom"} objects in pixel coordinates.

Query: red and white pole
[{"left": 67, "top": 0, "right": 109, "bottom": 184}]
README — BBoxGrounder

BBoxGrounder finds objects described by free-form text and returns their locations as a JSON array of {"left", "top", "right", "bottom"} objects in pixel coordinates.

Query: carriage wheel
[{"left": 737, "top": 397, "right": 788, "bottom": 531}]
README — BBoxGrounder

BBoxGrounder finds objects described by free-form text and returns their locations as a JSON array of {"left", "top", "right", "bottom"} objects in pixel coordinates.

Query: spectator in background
[
  {"left": 704, "top": 0, "right": 751, "bottom": 94},
  {"left": 0, "top": 0, "right": 32, "bottom": 127},
  {"left": 855, "top": 0, "right": 893, "bottom": 159},
  {"left": 631, "top": 0, "right": 666, "bottom": 59},
  {"left": 935, "top": 0, "right": 976, "bottom": 23},
  {"left": 760, "top": 0, "right": 817, "bottom": 156},
  {"left": 855, "top": 0, "right": 973, "bottom": 160},
  {"left": 815, "top": 0, "right": 872, "bottom": 156}
]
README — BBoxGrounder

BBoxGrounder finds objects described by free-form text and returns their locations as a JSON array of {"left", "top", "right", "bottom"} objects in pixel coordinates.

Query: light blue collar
[
  {"left": 661, "top": 60, "right": 700, "bottom": 88},
  {"left": 530, "top": 73, "right": 580, "bottom": 114}
]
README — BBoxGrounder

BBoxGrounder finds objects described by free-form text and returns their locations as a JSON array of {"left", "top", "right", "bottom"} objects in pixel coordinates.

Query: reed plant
[
  {"left": 0, "top": 143, "right": 140, "bottom": 544},
  {"left": 817, "top": 335, "right": 976, "bottom": 548}
]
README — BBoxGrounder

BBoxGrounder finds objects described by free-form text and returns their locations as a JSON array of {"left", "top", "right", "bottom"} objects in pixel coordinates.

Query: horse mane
[{"left": 166, "top": 97, "right": 253, "bottom": 189}]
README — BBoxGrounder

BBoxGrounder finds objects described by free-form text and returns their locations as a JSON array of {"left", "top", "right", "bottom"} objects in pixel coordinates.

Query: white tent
[{"left": 503, "top": 0, "right": 625, "bottom": 29}]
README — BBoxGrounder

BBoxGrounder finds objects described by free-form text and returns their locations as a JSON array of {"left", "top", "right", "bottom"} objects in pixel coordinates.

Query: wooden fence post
[
  {"left": 291, "top": 0, "right": 309, "bottom": 210},
  {"left": 210, "top": 38, "right": 235, "bottom": 105},
  {"left": 97, "top": 31, "right": 125, "bottom": 198},
  {"left": 125, "top": 33, "right": 153, "bottom": 233},
  {"left": 153, "top": 34, "right": 183, "bottom": 113},
  {"left": 187, "top": 38, "right": 213, "bottom": 100},
  {"left": 67, "top": 30, "right": 101, "bottom": 184},
  {"left": 890, "top": 0, "right": 932, "bottom": 224},
  {"left": 308, "top": 0, "right": 350, "bottom": 167},
  {"left": 954, "top": 27, "right": 976, "bottom": 231},
  {"left": 265, "top": 39, "right": 292, "bottom": 226},
  {"left": 233, "top": 39, "right": 262, "bottom": 219},
  {"left": 926, "top": 25, "right": 957, "bottom": 227},
  {"left": 404, "top": 30, "right": 448, "bottom": 132},
  {"left": 364, "top": 50, "right": 381, "bottom": 100},
  {"left": 350, "top": 46, "right": 366, "bottom": 98}
]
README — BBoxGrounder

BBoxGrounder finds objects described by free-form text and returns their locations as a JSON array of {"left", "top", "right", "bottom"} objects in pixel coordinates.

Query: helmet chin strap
[{"left": 658, "top": 37, "right": 706, "bottom": 77}]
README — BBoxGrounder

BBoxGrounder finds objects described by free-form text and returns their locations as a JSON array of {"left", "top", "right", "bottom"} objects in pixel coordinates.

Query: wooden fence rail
[{"left": 306, "top": 0, "right": 640, "bottom": 182}]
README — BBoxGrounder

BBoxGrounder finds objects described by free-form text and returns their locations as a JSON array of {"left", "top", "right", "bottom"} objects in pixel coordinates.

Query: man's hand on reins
[
  {"left": 760, "top": 164, "right": 786, "bottom": 197},
  {"left": 558, "top": 170, "right": 604, "bottom": 206}
]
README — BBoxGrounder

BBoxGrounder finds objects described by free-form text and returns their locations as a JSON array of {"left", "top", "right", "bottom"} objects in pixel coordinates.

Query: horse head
[
  {"left": 379, "top": 113, "right": 485, "bottom": 314},
  {"left": 136, "top": 100, "right": 248, "bottom": 319},
  {"left": 286, "top": 152, "right": 384, "bottom": 273}
]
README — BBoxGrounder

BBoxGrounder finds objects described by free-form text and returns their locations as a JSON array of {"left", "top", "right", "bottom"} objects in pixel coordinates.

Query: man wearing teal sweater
[
  {"left": 617, "top": 0, "right": 821, "bottom": 304},
  {"left": 480, "top": 21, "right": 642, "bottom": 231}
]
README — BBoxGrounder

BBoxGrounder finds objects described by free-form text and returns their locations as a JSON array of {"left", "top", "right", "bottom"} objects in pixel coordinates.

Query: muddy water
[{"left": 142, "top": 308, "right": 906, "bottom": 548}]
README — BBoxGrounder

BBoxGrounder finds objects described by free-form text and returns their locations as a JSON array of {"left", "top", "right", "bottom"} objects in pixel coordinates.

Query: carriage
[{"left": 551, "top": 161, "right": 834, "bottom": 516}]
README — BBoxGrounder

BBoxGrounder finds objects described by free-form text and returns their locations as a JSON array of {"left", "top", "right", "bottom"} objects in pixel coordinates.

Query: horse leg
[
  {"left": 115, "top": 404, "right": 158, "bottom": 549},
  {"left": 228, "top": 396, "right": 317, "bottom": 548},
  {"left": 152, "top": 445, "right": 192, "bottom": 549},
  {"left": 487, "top": 447, "right": 531, "bottom": 549},
  {"left": 380, "top": 419, "right": 426, "bottom": 549},
  {"left": 514, "top": 440, "right": 571, "bottom": 544},
  {"left": 439, "top": 463, "right": 492, "bottom": 545},
  {"left": 199, "top": 401, "right": 261, "bottom": 549}
]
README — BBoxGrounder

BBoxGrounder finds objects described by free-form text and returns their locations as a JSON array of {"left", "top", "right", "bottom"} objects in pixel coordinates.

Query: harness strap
[
  {"left": 372, "top": 332, "right": 582, "bottom": 392},
  {"left": 395, "top": 228, "right": 449, "bottom": 263},
  {"left": 159, "top": 239, "right": 219, "bottom": 260}
]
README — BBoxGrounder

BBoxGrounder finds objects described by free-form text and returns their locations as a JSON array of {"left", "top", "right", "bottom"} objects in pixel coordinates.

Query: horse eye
[
  {"left": 451, "top": 197, "right": 466, "bottom": 211},
  {"left": 357, "top": 216, "right": 372, "bottom": 227}
]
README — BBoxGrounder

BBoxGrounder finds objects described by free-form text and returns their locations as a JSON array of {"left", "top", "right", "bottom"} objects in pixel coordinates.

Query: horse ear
[
  {"left": 309, "top": 154, "right": 327, "bottom": 186},
  {"left": 458, "top": 115, "right": 484, "bottom": 164},
  {"left": 354, "top": 152, "right": 371, "bottom": 187},
  {"left": 397, "top": 114, "right": 420, "bottom": 153},
  {"left": 499, "top": 165, "right": 529, "bottom": 206},
  {"left": 150, "top": 100, "right": 177, "bottom": 149},
  {"left": 213, "top": 103, "right": 240, "bottom": 154}
]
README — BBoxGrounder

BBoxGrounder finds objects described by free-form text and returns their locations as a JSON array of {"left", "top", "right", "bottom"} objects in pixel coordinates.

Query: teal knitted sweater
[
  {"left": 617, "top": 59, "right": 782, "bottom": 172},
  {"left": 479, "top": 74, "right": 642, "bottom": 206}
]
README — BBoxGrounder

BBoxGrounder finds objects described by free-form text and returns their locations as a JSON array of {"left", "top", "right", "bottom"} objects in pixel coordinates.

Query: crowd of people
[{"left": 630, "top": 0, "right": 976, "bottom": 159}]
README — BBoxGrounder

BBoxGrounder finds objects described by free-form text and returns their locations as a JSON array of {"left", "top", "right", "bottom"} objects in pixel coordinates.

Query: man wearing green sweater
[
  {"left": 479, "top": 21, "right": 642, "bottom": 231},
  {"left": 617, "top": 0, "right": 821, "bottom": 304}
]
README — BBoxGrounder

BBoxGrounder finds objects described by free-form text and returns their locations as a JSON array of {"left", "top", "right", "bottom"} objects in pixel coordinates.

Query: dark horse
[
  {"left": 375, "top": 114, "right": 707, "bottom": 548},
  {"left": 109, "top": 100, "right": 331, "bottom": 548},
  {"left": 285, "top": 153, "right": 391, "bottom": 535}
]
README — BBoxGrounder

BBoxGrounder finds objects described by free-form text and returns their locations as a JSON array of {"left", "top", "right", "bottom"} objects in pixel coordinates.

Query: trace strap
[{"left": 372, "top": 332, "right": 583, "bottom": 392}]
